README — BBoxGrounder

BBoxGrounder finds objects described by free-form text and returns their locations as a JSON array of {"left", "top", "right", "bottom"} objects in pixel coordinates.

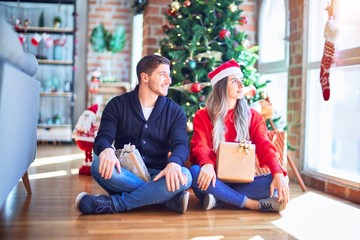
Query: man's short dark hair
[{"left": 136, "top": 55, "right": 170, "bottom": 82}]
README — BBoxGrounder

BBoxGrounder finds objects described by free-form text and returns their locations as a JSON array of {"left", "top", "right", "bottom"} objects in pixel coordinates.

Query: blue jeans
[
  {"left": 91, "top": 154, "right": 192, "bottom": 212},
  {"left": 189, "top": 165, "right": 273, "bottom": 208}
]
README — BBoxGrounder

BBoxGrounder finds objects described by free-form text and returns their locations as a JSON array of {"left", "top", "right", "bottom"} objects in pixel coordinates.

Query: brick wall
[
  {"left": 87, "top": 0, "right": 132, "bottom": 83},
  {"left": 142, "top": 0, "right": 171, "bottom": 55},
  {"left": 287, "top": 0, "right": 305, "bottom": 179}
]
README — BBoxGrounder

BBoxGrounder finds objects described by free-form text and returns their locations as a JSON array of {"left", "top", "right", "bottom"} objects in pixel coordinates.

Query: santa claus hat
[
  {"left": 84, "top": 104, "right": 98, "bottom": 117},
  {"left": 208, "top": 60, "right": 242, "bottom": 86}
]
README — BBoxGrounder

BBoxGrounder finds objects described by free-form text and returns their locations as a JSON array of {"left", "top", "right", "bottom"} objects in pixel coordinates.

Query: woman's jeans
[
  {"left": 91, "top": 154, "right": 192, "bottom": 212},
  {"left": 190, "top": 165, "right": 273, "bottom": 208}
]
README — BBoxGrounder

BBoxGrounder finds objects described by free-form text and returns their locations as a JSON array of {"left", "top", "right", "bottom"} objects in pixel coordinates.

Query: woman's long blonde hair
[{"left": 206, "top": 77, "right": 251, "bottom": 152}]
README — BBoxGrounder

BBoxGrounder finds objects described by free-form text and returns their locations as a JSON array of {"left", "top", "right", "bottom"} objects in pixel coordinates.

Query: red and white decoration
[
  {"left": 31, "top": 33, "right": 42, "bottom": 46},
  {"left": 72, "top": 104, "right": 99, "bottom": 176},
  {"left": 320, "top": 4, "right": 339, "bottom": 101}
]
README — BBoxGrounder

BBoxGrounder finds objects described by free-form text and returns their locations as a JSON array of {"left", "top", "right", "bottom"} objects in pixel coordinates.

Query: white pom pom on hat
[{"left": 208, "top": 59, "right": 243, "bottom": 86}]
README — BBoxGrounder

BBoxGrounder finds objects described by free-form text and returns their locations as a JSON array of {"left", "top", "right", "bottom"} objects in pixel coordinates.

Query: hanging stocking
[{"left": 320, "top": 4, "right": 339, "bottom": 101}]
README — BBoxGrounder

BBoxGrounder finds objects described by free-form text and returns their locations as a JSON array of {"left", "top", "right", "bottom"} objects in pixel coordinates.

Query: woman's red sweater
[{"left": 190, "top": 107, "right": 287, "bottom": 176}]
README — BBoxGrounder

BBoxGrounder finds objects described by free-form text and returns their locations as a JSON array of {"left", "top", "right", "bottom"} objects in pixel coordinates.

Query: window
[
  {"left": 258, "top": 0, "right": 289, "bottom": 125},
  {"left": 305, "top": 0, "right": 360, "bottom": 184}
]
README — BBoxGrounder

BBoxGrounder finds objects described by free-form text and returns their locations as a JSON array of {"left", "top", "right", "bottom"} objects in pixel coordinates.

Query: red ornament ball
[
  {"left": 191, "top": 82, "right": 202, "bottom": 93},
  {"left": 219, "top": 29, "right": 230, "bottom": 39},
  {"left": 239, "top": 17, "right": 248, "bottom": 25},
  {"left": 184, "top": 0, "right": 191, "bottom": 7}
]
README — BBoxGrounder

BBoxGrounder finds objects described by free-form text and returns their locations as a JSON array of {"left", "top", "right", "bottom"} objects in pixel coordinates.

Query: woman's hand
[
  {"left": 270, "top": 173, "right": 290, "bottom": 203},
  {"left": 98, "top": 148, "right": 121, "bottom": 179},
  {"left": 197, "top": 164, "right": 217, "bottom": 191}
]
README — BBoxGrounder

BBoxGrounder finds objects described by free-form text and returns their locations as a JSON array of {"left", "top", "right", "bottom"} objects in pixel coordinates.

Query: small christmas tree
[{"left": 158, "top": 0, "right": 271, "bottom": 137}]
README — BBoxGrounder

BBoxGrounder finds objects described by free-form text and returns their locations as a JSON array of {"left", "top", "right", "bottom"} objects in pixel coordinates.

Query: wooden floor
[{"left": 1, "top": 144, "right": 359, "bottom": 240}]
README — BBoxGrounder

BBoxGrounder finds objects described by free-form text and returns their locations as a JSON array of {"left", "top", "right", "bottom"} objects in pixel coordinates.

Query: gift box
[
  {"left": 116, "top": 143, "right": 151, "bottom": 182},
  {"left": 216, "top": 140, "right": 256, "bottom": 183}
]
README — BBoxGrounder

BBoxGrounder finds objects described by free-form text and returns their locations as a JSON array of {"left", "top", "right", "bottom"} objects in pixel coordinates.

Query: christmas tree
[{"left": 157, "top": 0, "right": 272, "bottom": 137}]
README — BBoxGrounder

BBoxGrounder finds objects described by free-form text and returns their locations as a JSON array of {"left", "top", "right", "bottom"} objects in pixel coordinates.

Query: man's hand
[
  {"left": 197, "top": 164, "right": 216, "bottom": 191},
  {"left": 153, "top": 162, "right": 187, "bottom": 192},
  {"left": 270, "top": 173, "right": 290, "bottom": 203},
  {"left": 98, "top": 148, "right": 121, "bottom": 179}
]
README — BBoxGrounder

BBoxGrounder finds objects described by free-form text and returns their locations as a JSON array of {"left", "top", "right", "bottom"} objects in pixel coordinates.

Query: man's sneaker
[
  {"left": 203, "top": 194, "right": 217, "bottom": 210},
  {"left": 259, "top": 196, "right": 286, "bottom": 212},
  {"left": 166, "top": 191, "right": 190, "bottom": 213},
  {"left": 75, "top": 192, "right": 117, "bottom": 214}
]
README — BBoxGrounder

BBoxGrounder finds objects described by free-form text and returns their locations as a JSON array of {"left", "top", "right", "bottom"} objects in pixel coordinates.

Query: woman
[{"left": 189, "top": 60, "right": 290, "bottom": 212}]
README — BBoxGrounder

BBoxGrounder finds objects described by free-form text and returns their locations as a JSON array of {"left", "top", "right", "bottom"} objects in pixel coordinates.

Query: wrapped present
[
  {"left": 116, "top": 143, "right": 151, "bottom": 182},
  {"left": 216, "top": 140, "right": 256, "bottom": 183}
]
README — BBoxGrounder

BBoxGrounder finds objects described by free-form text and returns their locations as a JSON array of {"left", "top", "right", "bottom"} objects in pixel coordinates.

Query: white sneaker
[{"left": 203, "top": 194, "right": 217, "bottom": 210}]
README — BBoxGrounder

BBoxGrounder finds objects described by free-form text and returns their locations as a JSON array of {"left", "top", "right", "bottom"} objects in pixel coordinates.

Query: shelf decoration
[
  {"left": 53, "top": 16, "right": 62, "bottom": 28},
  {"left": 90, "top": 23, "right": 127, "bottom": 82},
  {"left": 72, "top": 104, "right": 99, "bottom": 176}
]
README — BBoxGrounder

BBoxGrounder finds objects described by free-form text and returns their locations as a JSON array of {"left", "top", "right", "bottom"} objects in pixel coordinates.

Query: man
[{"left": 75, "top": 55, "right": 192, "bottom": 214}]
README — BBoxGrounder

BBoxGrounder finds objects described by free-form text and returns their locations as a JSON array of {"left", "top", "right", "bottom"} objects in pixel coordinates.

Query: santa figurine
[{"left": 72, "top": 104, "right": 99, "bottom": 176}]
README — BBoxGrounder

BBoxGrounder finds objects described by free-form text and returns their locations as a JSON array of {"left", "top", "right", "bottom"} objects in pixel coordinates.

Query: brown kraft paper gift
[{"left": 216, "top": 141, "right": 256, "bottom": 183}]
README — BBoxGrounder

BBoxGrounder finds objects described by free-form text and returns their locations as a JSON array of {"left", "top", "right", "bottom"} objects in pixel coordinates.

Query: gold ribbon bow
[{"left": 237, "top": 140, "right": 252, "bottom": 154}]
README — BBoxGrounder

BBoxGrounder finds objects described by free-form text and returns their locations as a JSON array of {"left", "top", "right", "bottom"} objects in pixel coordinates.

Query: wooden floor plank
[{"left": 0, "top": 144, "right": 359, "bottom": 240}]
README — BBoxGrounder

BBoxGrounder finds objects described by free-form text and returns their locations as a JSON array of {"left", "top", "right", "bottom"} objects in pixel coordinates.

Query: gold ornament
[
  {"left": 228, "top": 3, "right": 238, "bottom": 12},
  {"left": 171, "top": 1, "right": 181, "bottom": 12},
  {"left": 194, "top": 51, "right": 223, "bottom": 62}
]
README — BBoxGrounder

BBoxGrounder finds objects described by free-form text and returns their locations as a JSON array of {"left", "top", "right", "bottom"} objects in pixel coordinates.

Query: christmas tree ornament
[
  {"left": 167, "top": 8, "right": 176, "bottom": 16},
  {"left": 171, "top": 1, "right": 181, "bottom": 12},
  {"left": 191, "top": 82, "right": 202, "bottom": 93},
  {"left": 194, "top": 51, "right": 223, "bottom": 61},
  {"left": 72, "top": 104, "right": 99, "bottom": 176},
  {"left": 239, "top": 16, "right": 248, "bottom": 25},
  {"left": 170, "top": 82, "right": 210, "bottom": 92},
  {"left": 188, "top": 59, "right": 197, "bottom": 69},
  {"left": 219, "top": 29, "right": 230, "bottom": 39},
  {"left": 183, "top": 0, "right": 191, "bottom": 7},
  {"left": 320, "top": 4, "right": 339, "bottom": 101},
  {"left": 228, "top": 3, "right": 238, "bottom": 12}
]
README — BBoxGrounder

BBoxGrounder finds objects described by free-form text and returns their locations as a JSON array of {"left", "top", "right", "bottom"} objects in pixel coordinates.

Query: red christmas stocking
[
  {"left": 320, "top": 40, "right": 334, "bottom": 101},
  {"left": 320, "top": 18, "right": 338, "bottom": 101}
]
